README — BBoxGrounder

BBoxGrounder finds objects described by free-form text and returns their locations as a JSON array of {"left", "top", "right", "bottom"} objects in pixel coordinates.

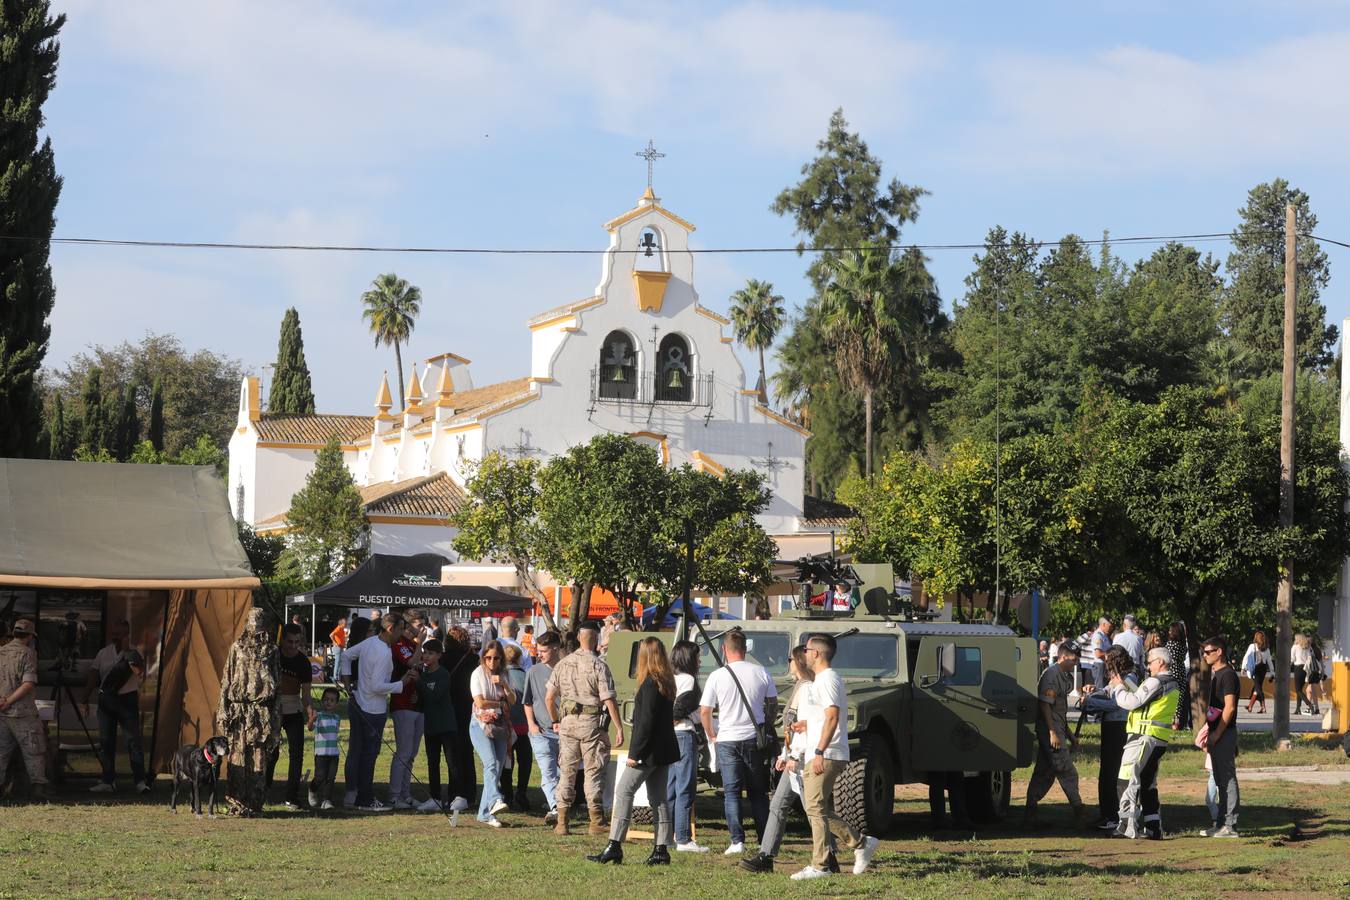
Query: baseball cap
[{"left": 12, "top": 618, "right": 35, "bottom": 635}]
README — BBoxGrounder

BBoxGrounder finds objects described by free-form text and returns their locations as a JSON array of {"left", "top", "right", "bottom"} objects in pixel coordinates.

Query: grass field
[{"left": 5, "top": 709, "right": 1350, "bottom": 899}]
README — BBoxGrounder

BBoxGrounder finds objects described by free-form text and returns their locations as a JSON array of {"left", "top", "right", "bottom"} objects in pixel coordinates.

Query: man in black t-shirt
[
  {"left": 265, "top": 624, "right": 315, "bottom": 809},
  {"left": 1201, "top": 635, "right": 1240, "bottom": 837}
]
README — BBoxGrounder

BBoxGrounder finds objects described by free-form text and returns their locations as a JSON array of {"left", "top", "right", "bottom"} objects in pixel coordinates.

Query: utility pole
[{"left": 1274, "top": 201, "right": 1297, "bottom": 749}]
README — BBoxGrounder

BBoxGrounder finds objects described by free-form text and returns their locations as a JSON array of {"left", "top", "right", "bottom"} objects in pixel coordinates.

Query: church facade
[{"left": 228, "top": 187, "right": 842, "bottom": 598}]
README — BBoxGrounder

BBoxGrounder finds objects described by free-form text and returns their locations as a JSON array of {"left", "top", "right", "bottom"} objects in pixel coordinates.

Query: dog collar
[{"left": 203, "top": 747, "right": 215, "bottom": 765}]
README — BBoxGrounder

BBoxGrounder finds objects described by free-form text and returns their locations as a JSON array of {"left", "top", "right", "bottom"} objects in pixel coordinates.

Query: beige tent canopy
[{"left": 0, "top": 458, "right": 259, "bottom": 775}]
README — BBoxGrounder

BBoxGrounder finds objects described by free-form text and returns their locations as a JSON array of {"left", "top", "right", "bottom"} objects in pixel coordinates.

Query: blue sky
[{"left": 44, "top": 1, "right": 1350, "bottom": 411}]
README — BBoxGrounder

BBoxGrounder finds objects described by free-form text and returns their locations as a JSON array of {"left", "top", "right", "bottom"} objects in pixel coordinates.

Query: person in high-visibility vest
[{"left": 1109, "top": 647, "right": 1179, "bottom": 840}]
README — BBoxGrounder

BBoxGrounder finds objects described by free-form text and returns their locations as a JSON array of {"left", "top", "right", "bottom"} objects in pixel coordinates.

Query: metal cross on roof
[
  {"left": 751, "top": 441, "right": 790, "bottom": 475},
  {"left": 635, "top": 139, "right": 665, "bottom": 189}
]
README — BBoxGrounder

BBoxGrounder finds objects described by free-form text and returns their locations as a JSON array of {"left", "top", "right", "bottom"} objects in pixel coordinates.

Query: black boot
[
  {"left": 587, "top": 840, "right": 624, "bottom": 865},
  {"left": 645, "top": 844, "right": 671, "bottom": 866},
  {"left": 739, "top": 853, "right": 774, "bottom": 874},
  {"left": 824, "top": 852, "right": 841, "bottom": 874}
]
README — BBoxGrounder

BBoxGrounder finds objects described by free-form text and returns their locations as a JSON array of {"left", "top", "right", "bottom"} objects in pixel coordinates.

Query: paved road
[{"left": 1070, "top": 705, "right": 1332, "bottom": 734}]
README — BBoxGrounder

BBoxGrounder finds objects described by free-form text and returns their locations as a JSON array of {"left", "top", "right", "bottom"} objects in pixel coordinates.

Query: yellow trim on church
[
  {"left": 604, "top": 203, "right": 696, "bottom": 234},
  {"left": 690, "top": 451, "right": 726, "bottom": 477},
  {"left": 753, "top": 403, "right": 811, "bottom": 437},
  {"left": 694, "top": 305, "right": 730, "bottom": 326},
  {"left": 628, "top": 430, "right": 670, "bottom": 467}
]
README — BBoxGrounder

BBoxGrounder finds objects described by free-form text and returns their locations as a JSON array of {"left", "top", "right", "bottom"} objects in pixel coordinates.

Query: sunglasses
[
  {"left": 1202, "top": 648, "right": 1220, "bottom": 656},
  {"left": 483, "top": 654, "right": 502, "bottom": 660}
]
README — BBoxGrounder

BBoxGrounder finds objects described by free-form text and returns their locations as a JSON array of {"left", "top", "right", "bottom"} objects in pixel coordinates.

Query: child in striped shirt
[{"left": 308, "top": 687, "right": 342, "bottom": 810}]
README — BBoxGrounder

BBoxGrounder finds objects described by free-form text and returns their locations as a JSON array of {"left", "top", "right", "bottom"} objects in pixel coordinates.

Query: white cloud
[{"left": 970, "top": 32, "right": 1350, "bottom": 172}]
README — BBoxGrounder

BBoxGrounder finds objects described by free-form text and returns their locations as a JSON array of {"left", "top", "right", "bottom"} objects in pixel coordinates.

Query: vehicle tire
[
  {"left": 837, "top": 733, "right": 895, "bottom": 836},
  {"left": 965, "top": 770, "right": 1012, "bottom": 823}
]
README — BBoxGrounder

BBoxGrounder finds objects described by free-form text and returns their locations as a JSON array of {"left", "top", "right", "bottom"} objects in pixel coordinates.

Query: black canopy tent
[{"left": 287, "top": 553, "right": 532, "bottom": 624}]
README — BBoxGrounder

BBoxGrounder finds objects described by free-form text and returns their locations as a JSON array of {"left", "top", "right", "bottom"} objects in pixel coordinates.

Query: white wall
[{"left": 370, "top": 521, "right": 459, "bottom": 560}]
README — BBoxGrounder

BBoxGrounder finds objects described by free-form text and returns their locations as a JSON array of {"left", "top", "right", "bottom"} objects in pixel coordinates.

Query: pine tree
[
  {"left": 77, "top": 367, "right": 107, "bottom": 453},
  {"left": 0, "top": 2, "right": 65, "bottom": 456},
  {"left": 282, "top": 436, "right": 367, "bottom": 585},
  {"left": 268, "top": 307, "right": 316, "bottom": 414},
  {"left": 147, "top": 377, "right": 164, "bottom": 451}
]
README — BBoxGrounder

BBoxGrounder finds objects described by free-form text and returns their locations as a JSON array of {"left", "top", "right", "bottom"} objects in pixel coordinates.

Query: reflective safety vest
[{"left": 1125, "top": 679, "right": 1179, "bottom": 742}]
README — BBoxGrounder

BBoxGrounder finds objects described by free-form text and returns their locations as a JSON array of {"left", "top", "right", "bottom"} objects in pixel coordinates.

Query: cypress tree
[
  {"left": 115, "top": 382, "right": 139, "bottom": 460},
  {"left": 269, "top": 307, "right": 316, "bottom": 414},
  {"left": 0, "top": 2, "right": 65, "bottom": 456},
  {"left": 45, "top": 391, "right": 66, "bottom": 459},
  {"left": 78, "top": 367, "right": 107, "bottom": 453},
  {"left": 148, "top": 377, "right": 164, "bottom": 451}
]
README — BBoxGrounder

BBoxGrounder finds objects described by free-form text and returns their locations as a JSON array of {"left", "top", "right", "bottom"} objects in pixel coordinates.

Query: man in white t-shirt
[
  {"left": 1112, "top": 614, "right": 1145, "bottom": 673},
  {"left": 790, "top": 634, "right": 880, "bottom": 881},
  {"left": 84, "top": 619, "right": 148, "bottom": 794},
  {"left": 699, "top": 631, "right": 777, "bottom": 856}
]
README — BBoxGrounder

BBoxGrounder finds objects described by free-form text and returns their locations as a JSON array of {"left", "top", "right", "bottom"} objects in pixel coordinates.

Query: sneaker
[
  {"left": 284, "top": 801, "right": 302, "bottom": 811},
  {"left": 319, "top": 800, "right": 334, "bottom": 810},
  {"left": 1211, "top": 825, "right": 1240, "bottom": 838},
  {"left": 676, "top": 841, "right": 711, "bottom": 853},
  {"left": 1096, "top": 819, "right": 1120, "bottom": 831},
  {"left": 852, "top": 835, "right": 880, "bottom": 875},
  {"left": 417, "top": 798, "right": 443, "bottom": 813},
  {"left": 308, "top": 789, "right": 319, "bottom": 808},
  {"left": 1144, "top": 828, "right": 1163, "bottom": 841},
  {"left": 136, "top": 783, "right": 151, "bottom": 795},
  {"left": 489, "top": 799, "right": 509, "bottom": 816},
  {"left": 356, "top": 800, "right": 393, "bottom": 813},
  {"left": 392, "top": 798, "right": 415, "bottom": 810},
  {"left": 723, "top": 842, "right": 745, "bottom": 856},
  {"left": 544, "top": 809, "right": 558, "bottom": 826},
  {"left": 450, "top": 796, "right": 470, "bottom": 812},
  {"left": 789, "top": 866, "right": 830, "bottom": 881},
  {"left": 1200, "top": 823, "right": 1221, "bottom": 837},
  {"left": 739, "top": 853, "right": 773, "bottom": 873},
  {"left": 89, "top": 782, "right": 115, "bottom": 794},
  {"left": 482, "top": 814, "right": 503, "bottom": 828},
  {"left": 343, "top": 791, "right": 357, "bottom": 809}
]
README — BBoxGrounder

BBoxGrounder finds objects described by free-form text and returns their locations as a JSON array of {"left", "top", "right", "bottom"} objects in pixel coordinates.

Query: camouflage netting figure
[{"left": 216, "top": 608, "right": 281, "bottom": 817}]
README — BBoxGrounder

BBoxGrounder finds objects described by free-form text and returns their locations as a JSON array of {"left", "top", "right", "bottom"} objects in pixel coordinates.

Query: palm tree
[
  {"left": 819, "top": 244, "right": 911, "bottom": 477},
  {"left": 728, "top": 279, "right": 786, "bottom": 403},
  {"left": 361, "top": 273, "right": 422, "bottom": 409}
]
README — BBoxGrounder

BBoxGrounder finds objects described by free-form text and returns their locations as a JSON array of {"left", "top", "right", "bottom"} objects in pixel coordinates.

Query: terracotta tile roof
[
  {"left": 526, "top": 295, "right": 602, "bottom": 327},
  {"left": 255, "top": 413, "right": 372, "bottom": 444},
  {"left": 364, "top": 472, "right": 466, "bottom": 518},
  {"left": 420, "top": 377, "right": 533, "bottom": 428},
  {"left": 800, "top": 494, "right": 855, "bottom": 528}
]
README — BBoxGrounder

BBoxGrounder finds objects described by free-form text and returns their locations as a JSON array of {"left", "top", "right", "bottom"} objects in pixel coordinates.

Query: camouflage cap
[{"left": 12, "top": 618, "right": 35, "bottom": 634}]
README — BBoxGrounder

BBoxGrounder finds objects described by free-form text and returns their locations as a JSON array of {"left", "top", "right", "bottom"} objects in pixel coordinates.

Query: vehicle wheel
[
  {"left": 837, "top": 733, "right": 895, "bottom": 835},
  {"left": 965, "top": 770, "right": 1012, "bottom": 822}
]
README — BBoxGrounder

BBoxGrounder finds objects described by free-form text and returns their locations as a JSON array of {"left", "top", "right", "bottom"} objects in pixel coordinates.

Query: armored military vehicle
[{"left": 605, "top": 560, "right": 1039, "bottom": 835}]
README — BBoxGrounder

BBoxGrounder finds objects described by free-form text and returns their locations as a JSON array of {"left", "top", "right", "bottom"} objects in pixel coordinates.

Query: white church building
[{"left": 228, "top": 185, "right": 848, "bottom": 608}]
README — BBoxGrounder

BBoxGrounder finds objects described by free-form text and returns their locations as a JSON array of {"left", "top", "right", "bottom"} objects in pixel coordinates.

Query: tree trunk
[
  {"left": 517, "top": 561, "right": 557, "bottom": 631},
  {"left": 394, "top": 342, "right": 406, "bottom": 410},
  {"left": 567, "top": 580, "right": 593, "bottom": 635},
  {"left": 757, "top": 347, "right": 768, "bottom": 404},
  {"left": 864, "top": 388, "right": 874, "bottom": 477}
]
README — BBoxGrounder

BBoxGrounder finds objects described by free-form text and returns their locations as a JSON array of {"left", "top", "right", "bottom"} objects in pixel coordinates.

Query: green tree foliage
[
  {"left": 46, "top": 333, "right": 246, "bottom": 455},
  {"left": 728, "top": 279, "right": 785, "bottom": 402},
  {"left": 361, "top": 273, "right": 421, "bottom": 409},
  {"left": 0, "top": 1, "right": 64, "bottom": 457},
  {"left": 268, "top": 307, "right": 316, "bottom": 414},
  {"left": 450, "top": 452, "right": 555, "bottom": 629},
  {"left": 772, "top": 108, "right": 927, "bottom": 291},
  {"left": 147, "top": 377, "right": 164, "bottom": 452},
  {"left": 41, "top": 390, "right": 69, "bottom": 459},
  {"left": 112, "top": 382, "right": 139, "bottom": 461},
  {"left": 280, "top": 436, "right": 368, "bottom": 588},
  {"left": 76, "top": 367, "right": 108, "bottom": 454},
  {"left": 1221, "top": 179, "right": 1334, "bottom": 376}
]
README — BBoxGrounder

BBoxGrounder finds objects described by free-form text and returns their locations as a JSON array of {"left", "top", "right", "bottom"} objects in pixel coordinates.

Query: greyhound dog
[{"left": 170, "top": 736, "right": 230, "bottom": 818}]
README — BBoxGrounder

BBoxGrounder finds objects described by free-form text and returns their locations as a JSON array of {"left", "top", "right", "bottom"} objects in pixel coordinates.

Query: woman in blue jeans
[
  {"left": 667, "top": 641, "right": 705, "bottom": 852},
  {"left": 469, "top": 640, "right": 515, "bottom": 827}
]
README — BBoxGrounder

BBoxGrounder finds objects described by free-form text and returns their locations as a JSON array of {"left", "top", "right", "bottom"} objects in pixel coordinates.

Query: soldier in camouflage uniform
[
  {"left": 216, "top": 609, "right": 281, "bottom": 817},
  {"left": 0, "top": 619, "right": 48, "bottom": 803},
  {"left": 1024, "top": 641, "right": 1091, "bottom": 828},
  {"left": 546, "top": 623, "right": 624, "bottom": 835}
]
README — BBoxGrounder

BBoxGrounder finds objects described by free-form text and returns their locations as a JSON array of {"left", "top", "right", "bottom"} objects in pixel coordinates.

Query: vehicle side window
[
  {"left": 950, "top": 647, "right": 982, "bottom": 685},
  {"left": 627, "top": 641, "right": 641, "bottom": 679},
  {"left": 833, "top": 634, "right": 898, "bottom": 678},
  {"left": 697, "top": 632, "right": 790, "bottom": 677}
]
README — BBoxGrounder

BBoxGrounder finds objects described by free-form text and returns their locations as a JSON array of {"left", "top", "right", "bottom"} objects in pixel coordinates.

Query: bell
[
  {"left": 611, "top": 366, "right": 626, "bottom": 383},
  {"left": 666, "top": 368, "right": 683, "bottom": 389},
  {"left": 640, "top": 232, "right": 657, "bottom": 258}
]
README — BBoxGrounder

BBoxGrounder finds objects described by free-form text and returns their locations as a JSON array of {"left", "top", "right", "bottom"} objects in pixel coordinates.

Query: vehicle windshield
[
  {"left": 696, "top": 631, "right": 791, "bottom": 677},
  {"left": 831, "top": 633, "right": 899, "bottom": 679}
]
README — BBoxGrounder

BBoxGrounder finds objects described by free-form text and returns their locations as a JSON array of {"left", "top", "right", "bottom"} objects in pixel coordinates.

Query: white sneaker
[
  {"left": 343, "top": 791, "right": 357, "bottom": 809},
  {"left": 136, "top": 783, "right": 151, "bottom": 795},
  {"left": 450, "top": 796, "right": 469, "bottom": 812},
  {"left": 723, "top": 842, "right": 745, "bottom": 856},
  {"left": 356, "top": 800, "right": 393, "bottom": 812},
  {"left": 319, "top": 800, "right": 334, "bottom": 810},
  {"left": 482, "top": 814, "right": 503, "bottom": 828},
  {"left": 489, "top": 799, "right": 509, "bottom": 816},
  {"left": 676, "top": 841, "right": 710, "bottom": 853},
  {"left": 790, "top": 866, "right": 830, "bottom": 881},
  {"left": 308, "top": 789, "right": 319, "bottom": 808},
  {"left": 853, "top": 835, "right": 880, "bottom": 874},
  {"left": 90, "top": 782, "right": 115, "bottom": 793},
  {"left": 392, "top": 798, "right": 415, "bottom": 810},
  {"left": 417, "top": 798, "right": 443, "bottom": 813},
  {"left": 1211, "top": 825, "right": 1240, "bottom": 838},
  {"left": 1200, "top": 824, "right": 1221, "bottom": 837},
  {"left": 283, "top": 801, "right": 302, "bottom": 811}
]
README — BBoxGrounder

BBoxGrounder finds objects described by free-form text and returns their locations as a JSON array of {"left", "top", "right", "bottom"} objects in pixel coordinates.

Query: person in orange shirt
[
  {"left": 521, "top": 625, "right": 536, "bottom": 661},
  {"left": 329, "top": 616, "right": 349, "bottom": 683}
]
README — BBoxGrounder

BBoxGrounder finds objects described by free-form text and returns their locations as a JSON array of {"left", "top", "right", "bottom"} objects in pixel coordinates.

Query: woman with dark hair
[
  {"left": 667, "top": 640, "right": 706, "bottom": 853},
  {"left": 588, "top": 637, "right": 679, "bottom": 866},
  {"left": 1082, "top": 645, "right": 1137, "bottom": 829},
  {"left": 442, "top": 626, "right": 478, "bottom": 812},
  {"left": 340, "top": 615, "right": 372, "bottom": 807},
  {"left": 470, "top": 639, "right": 516, "bottom": 827},
  {"left": 1242, "top": 630, "right": 1271, "bottom": 714},
  {"left": 1165, "top": 622, "right": 1191, "bottom": 730}
]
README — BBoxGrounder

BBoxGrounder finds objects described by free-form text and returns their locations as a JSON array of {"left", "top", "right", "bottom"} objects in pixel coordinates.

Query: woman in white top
[
  {"left": 1291, "top": 634, "right": 1313, "bottom": 715},
  {"left": 741, "top": 646, "right": 819, "bottom": 874},
  {"left": 469, "top": 640, "right": 517, "bottom": 826},
  {"left": 1241, "top": 630, "right": 1272, "bottom": 714},
  {"left": 666, "top": 640, "right": 705, "bottom": 852}
]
